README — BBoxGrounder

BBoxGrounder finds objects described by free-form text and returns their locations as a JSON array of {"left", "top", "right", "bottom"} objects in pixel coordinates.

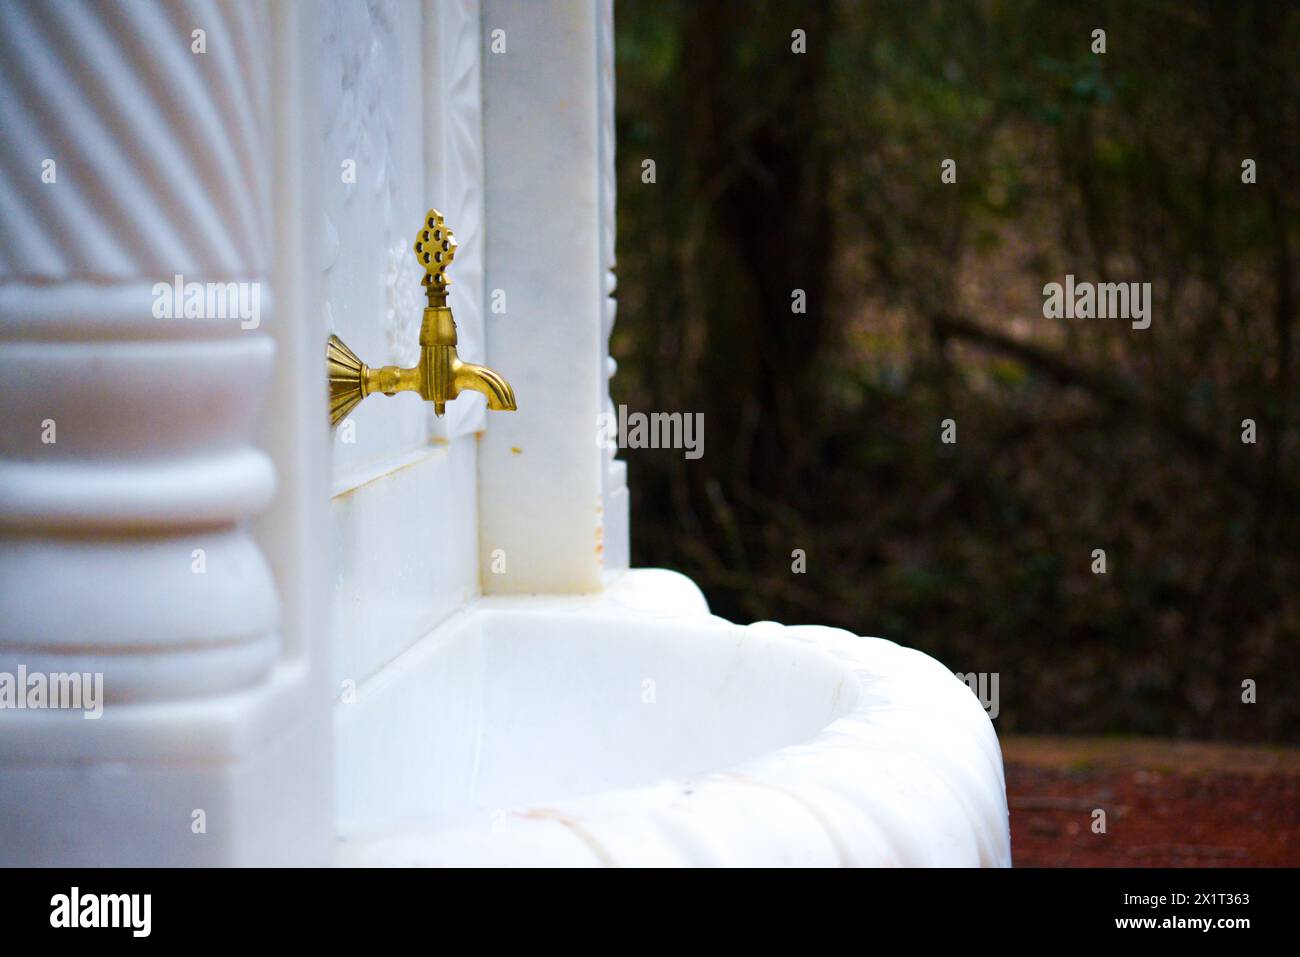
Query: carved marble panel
[
  {"left": 597, "top": 0, "right": 629, "bottom": 572},
  {"left": 324, "top": 1, "right": 486, "bottom": 706},
  {"left": 427, "top": 0, "right": 489, "bottom": 441}
]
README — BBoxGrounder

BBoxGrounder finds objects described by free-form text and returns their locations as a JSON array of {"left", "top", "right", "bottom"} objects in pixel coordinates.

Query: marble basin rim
[{"left": 335, "top": 569, "right": 1011, "bottom": 867}]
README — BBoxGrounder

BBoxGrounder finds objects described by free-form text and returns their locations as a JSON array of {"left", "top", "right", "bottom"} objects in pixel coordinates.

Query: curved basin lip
[{"left": 338, "top": 604, "right": 1012, "bottom": 867}]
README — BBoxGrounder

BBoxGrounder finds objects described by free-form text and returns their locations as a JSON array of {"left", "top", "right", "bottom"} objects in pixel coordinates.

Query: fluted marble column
[{"left": 0, "top": 0, "right": 330, "bottom": 865}]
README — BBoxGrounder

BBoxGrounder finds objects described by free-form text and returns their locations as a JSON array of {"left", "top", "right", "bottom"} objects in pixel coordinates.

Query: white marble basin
[{"left": 335, "top": 570, "right": 1011, "bottom": 866}]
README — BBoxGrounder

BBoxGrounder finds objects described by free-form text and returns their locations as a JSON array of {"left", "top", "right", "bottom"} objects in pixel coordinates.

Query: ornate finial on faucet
[
  {"left": 414, "top": 208, "right": 457, "bottom": 305},
  {"left": 327, "top": 209, "right": 517, "bottom": 427}
]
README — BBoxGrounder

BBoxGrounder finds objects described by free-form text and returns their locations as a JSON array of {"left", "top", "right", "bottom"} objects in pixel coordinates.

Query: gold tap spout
[
  {"left": 453, "top": 359, "right": 518, "bottom": 413},
  {"left": 326, "top": 209, "right": 517, "bottom": 427}
]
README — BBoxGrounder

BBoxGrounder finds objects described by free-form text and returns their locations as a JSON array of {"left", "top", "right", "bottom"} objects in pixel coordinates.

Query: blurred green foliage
[{"left": 612, "top": 0, "right": 1299, "bottom": 741}]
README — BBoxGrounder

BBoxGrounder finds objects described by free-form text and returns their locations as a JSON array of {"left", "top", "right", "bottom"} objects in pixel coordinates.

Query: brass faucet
[{"left": 327, "top": 209, "right": 517, "bottom": 426}]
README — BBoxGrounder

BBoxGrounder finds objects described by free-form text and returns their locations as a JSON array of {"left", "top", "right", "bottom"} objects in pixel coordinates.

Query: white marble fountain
[{"left": 0, "top": 0, "right": 1009, "bottom": 868}]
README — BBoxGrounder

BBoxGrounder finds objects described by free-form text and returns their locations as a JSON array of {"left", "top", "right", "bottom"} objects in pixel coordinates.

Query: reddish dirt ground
[{"left": 1002, "top": 736, "right": 1300, "bottom": 867}]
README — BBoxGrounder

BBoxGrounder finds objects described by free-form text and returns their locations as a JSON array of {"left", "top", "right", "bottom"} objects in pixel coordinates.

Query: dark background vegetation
[{"left": 612, "top": 0, "right": 1299, "bottom": 742}]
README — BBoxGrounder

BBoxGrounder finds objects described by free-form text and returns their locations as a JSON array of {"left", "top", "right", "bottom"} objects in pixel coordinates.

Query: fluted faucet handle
[{"left": 326, "top": 208, "right": 516, "bottom": 427}]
